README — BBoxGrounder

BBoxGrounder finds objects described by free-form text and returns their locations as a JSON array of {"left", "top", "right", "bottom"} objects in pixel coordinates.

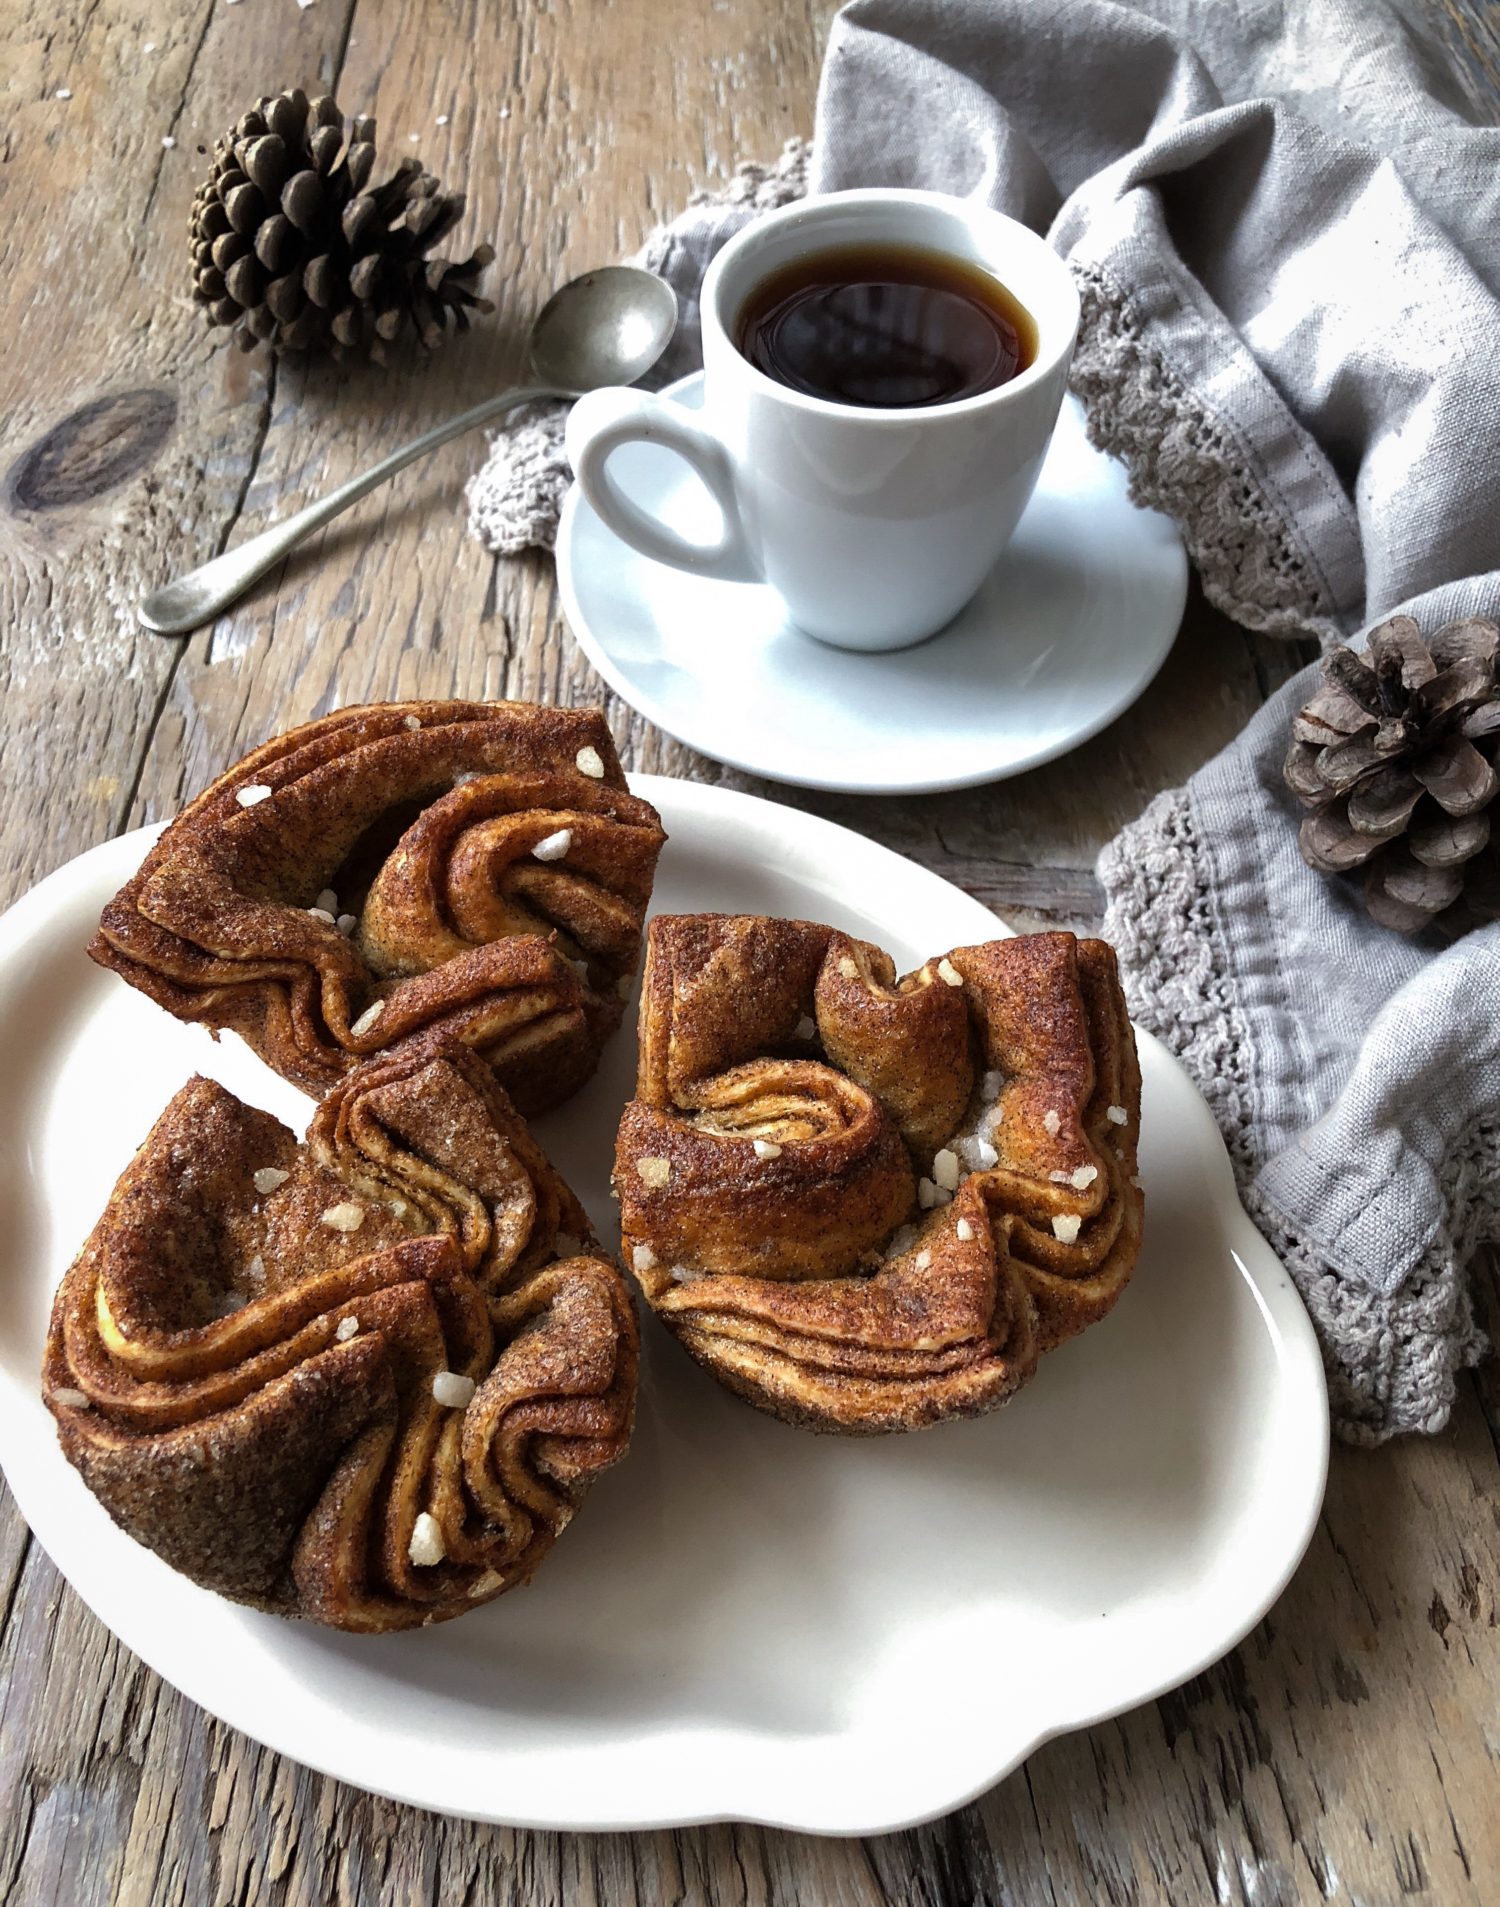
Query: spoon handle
[{"left": 138, "top": 382, "right": 566, "bottom": 636}]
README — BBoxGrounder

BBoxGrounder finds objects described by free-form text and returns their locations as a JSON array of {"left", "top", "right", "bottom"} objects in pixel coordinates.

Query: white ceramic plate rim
[
  {"left": 556, "top": 373, "right": 1189, "bottom": 795},
  {"left": 0, "top": 778, "right": 1328, "bottom": 1835}
]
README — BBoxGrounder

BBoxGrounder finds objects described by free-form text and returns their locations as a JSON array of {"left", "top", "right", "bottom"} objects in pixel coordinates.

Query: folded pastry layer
[
  {"left": 44, "top": 1037, "right": 638, "bottom": 1630},
  {"left": 89, "top": 701, "right": 666, "bottom": 1112},
  {"left": 614, "top": 915, "right": 1143, "bottom": 1434}
]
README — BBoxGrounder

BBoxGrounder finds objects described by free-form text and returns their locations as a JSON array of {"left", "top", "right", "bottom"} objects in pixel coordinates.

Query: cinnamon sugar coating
[
  {"left": 89, "top": 701, "right": 665, "bottom": 1113},
  {"left": 44, "top": 1037, "right": 637, "bottom": 1630},
  {"left": 614, "top": 916, "right": 1143, "bottom": 1434}
]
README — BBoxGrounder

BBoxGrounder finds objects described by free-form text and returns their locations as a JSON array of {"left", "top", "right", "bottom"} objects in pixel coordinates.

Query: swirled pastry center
[
  {"left": 45, "top": 1035, "right": 638, "bottom": 1629},
  {"left": 615, "top": 915, "right": 1144, "bottom": 1434},
  {"left": 90, "top": 702, "right": 666, "bottom": 1113}
]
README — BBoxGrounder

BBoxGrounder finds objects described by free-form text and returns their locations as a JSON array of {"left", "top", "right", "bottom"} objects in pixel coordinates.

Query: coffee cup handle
[{"left": 565, "top": 388, "right": 761, "bottom": 584}]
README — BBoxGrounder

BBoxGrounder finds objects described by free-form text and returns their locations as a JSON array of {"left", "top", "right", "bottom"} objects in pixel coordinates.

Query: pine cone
[
  {"left": 1285, "top": 614, "right": 1500, "bottom": 933},
  {"left": 189, "top": 89, "right": 494, "bottom": 361}
]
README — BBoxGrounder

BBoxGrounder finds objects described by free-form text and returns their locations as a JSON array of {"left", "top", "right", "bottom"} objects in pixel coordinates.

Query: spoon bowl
[
  {"left": 139, "top": 265, "right": 679, "bottom": 636},
  {"left": 529, "top": 266, "right": 680, "bottom": 391}
]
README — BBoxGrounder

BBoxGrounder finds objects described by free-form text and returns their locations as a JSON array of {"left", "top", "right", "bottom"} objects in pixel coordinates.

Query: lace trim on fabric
[
  {"left": 677, "top": 136, "right": 812, "bottom": 216},
  {"left": 1069, "top": 261, "right": 1345, "bottom": 647},
  {"left": 1243, "top": 1167, "right": 1491, "bottom": 1446},
  {"left": 465, "top": 400, "right": 570, "bottom": 556},
  {"left": 1099, "top": 787, "right": 1491, "bottom": 1442},
  {"left": 1097, "top": 788, "right": 1260, "bottom": 1176}
]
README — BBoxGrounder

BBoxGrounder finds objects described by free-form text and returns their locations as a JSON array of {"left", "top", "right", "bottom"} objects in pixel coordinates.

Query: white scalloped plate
[{"left": 0, "top": 777, "right": 1326, "bottom": 1835}]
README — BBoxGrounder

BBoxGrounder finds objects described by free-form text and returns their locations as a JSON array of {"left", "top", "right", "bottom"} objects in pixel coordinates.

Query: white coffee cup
[{"left": 565, "top": 188, "right": 1081, "bottom": 652}]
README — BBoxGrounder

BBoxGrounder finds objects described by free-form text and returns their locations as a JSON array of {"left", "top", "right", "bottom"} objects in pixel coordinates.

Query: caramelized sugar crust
[
  {"left": 614, "top": 916, "right": 1143, "bottom": 1434},
  {"left": 44, "top": 1036, "right": 637, "bottom": 1630},
  {"left": 89, "top": 701, "right": 666, "bottom": 1113}
]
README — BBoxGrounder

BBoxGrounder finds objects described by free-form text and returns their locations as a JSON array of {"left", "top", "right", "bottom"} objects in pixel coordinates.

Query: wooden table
[{"left": 3, "top": 3, "right": 1497, "bottom": 1901}]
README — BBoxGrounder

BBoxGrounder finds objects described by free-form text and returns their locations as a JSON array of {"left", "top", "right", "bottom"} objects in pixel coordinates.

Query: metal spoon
[{"left": 138, "top": 266, "right": 678, "bottom": 636}]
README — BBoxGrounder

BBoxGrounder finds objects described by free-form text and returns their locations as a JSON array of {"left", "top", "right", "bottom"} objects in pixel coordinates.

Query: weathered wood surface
[{"left": 1, "top": 1, "right": 1496, "bottom": 1902}]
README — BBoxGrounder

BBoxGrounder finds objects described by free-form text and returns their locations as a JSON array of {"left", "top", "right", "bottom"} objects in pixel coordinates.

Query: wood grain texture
[{"left": 1, "top": 2, "right": 1496, "bottom": 1903}]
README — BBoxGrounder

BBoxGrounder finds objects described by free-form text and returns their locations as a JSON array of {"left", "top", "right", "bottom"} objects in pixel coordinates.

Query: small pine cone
[
  {"left": 188, "top": 89, "right": 494, "bottom": 361},
  {"left": 1285, "top": 614, "right": 1500, "bottom": 933}
]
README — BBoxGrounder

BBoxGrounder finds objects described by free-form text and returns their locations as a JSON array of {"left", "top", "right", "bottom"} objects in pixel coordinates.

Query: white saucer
[
  {"left": 557, "top": 376, "right": 1188, "bottom": 794},
  {"left": 0, "top": 783, "right": 1326, "bottom": 1835}
]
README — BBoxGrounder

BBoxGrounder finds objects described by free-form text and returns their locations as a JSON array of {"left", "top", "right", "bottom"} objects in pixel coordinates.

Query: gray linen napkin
[{"left": 466, "top": 0, "right": 1500, "bottom": 1442}]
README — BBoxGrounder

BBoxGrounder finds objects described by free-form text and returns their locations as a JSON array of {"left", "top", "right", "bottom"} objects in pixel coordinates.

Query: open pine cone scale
[
  {"left": 1285, "top": 615, "right": 1500, "bottom": 932},
  {"left": 191, "top": 89, "right": 494, "bottom": 361}
]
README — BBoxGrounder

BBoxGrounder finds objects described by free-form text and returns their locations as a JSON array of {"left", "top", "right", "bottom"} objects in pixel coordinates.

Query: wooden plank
[
  {"left": 0, "top": 0, "right": 1496, "bottom": 1903},
  {"left": 0, "top": 0, "right": 361, "bottom": 905},
  {"left": 125, "top": 0, "right": 835, "bottom": 828},
  {"left": 1405, "top": 0, "right": 1500, "bottom": 116}
]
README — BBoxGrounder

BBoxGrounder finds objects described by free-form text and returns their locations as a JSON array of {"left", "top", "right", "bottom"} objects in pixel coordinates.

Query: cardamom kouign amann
[
  {"left": 614, "top": 915, "right": 1143, "bottom": 1434},
  {"left": 90, "top": 701, "right": 667, "bottom": 1112},
  {"left": 44, "top": 1036, "right": 638, "bottom": 1632}
]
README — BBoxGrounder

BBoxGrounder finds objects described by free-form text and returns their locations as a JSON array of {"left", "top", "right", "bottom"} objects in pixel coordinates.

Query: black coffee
[{"left": 734, "top": 243, "right": 1036, "bottom": 409}]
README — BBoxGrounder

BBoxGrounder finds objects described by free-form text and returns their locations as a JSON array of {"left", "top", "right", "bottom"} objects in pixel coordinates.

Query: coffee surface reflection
[{"left": 734, "top": 243, "right": 1037, "bottom": 409}]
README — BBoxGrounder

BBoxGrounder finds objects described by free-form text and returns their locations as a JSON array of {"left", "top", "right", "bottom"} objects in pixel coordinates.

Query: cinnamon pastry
[
  {"left": 614, "top": 915, "right": 1143, "bottom": 1434},
  {"left": 90, "top": 701, "right": 666, "bottom": 1113},
  {"left": 44, "top": 1037, "right": 638, "bottom": 1630}
]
